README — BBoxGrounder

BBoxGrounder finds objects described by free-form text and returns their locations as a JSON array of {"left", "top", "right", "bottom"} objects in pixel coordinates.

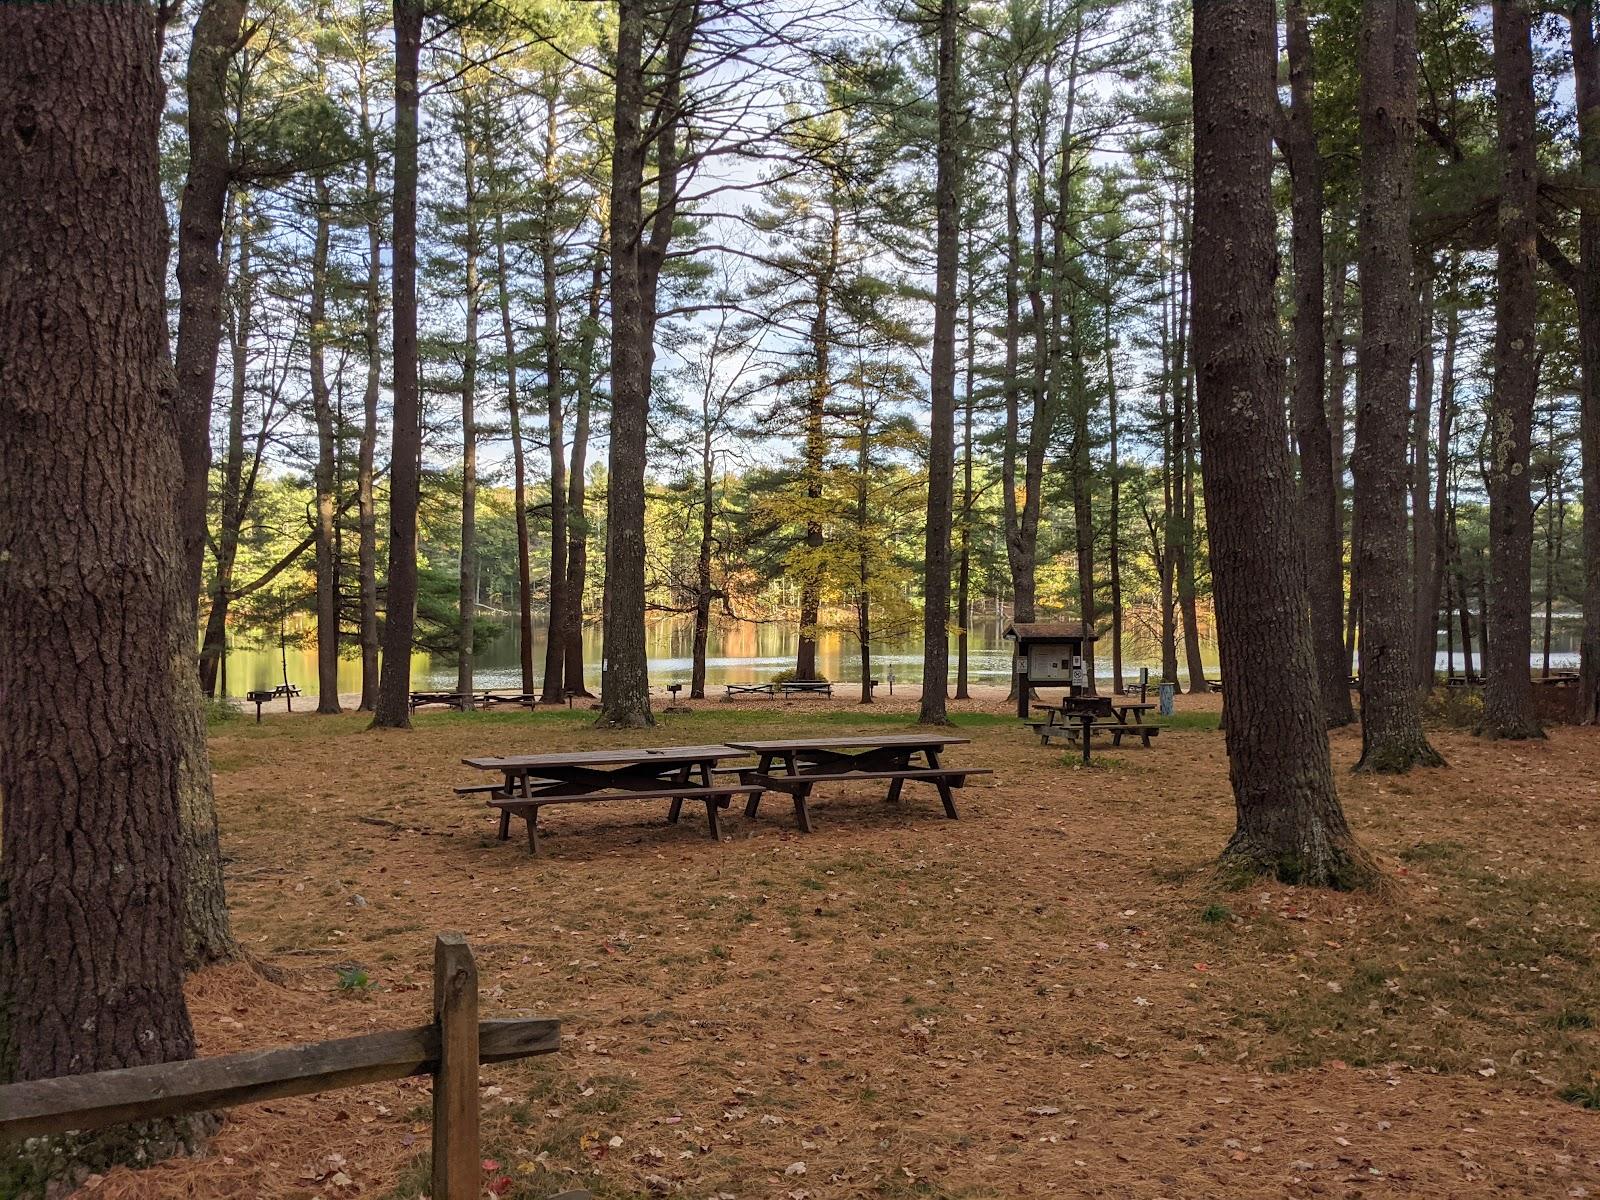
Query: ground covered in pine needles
[{"left": 86, "top": 691, "right": 1600, "bottom": 1199}]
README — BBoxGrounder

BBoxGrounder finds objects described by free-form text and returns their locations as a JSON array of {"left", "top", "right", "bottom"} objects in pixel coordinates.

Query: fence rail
[{"left": 0, "top": 934, "right": 562, "bottom": 1200}]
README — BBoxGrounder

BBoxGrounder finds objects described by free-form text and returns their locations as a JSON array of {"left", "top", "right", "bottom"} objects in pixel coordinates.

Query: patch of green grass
[
  {"left": 1200, "top": 903, "right": 1233, "bottom": 924},
  {"left": 335, "top": 965, "right": 375, "bottom": 995},
  {"left": 1158, "top": 709, "right": 1222, "bottom": 731},
  {"left": 1549, "top": 1009, "right": 1595, "bottom": 1030},
  {"left": 1560, "top": 1081, "right": 1600, "bottom": 1109}
]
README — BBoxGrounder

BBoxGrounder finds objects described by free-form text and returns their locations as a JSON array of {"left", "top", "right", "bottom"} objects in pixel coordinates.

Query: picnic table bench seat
[
  {"left": 778, "top": 680, "right": 833, "bottom": 698},
  {"left": 727, "top": 735, "right": 980, "bottom": 833},
  {"left": 724, "top": 682, "right": 774, "bottom": 699},
  {"left": 487, "top": 785, "right": 758, "bottom": 855}
]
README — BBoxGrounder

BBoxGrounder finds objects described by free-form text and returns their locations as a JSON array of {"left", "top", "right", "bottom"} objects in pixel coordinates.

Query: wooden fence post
[{"left": 432, "top": 932, "right": 479, "bottom": 1200}]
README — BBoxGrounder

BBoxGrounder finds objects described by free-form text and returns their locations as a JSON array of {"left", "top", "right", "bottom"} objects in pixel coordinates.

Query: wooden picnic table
[
  {"left": 724, "top": 734, "right": 987, "bottom": 833},
  {"left": 462, "top": 745, "right": 758, "bottom": 855},
  {"left": 1027, "top": 697, "right": 1163, "bottom": 762}
]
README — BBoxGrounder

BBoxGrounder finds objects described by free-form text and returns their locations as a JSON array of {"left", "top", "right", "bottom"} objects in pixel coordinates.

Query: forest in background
[{"left": 174, "top": 0, "right": 1590, "bottom": 710}]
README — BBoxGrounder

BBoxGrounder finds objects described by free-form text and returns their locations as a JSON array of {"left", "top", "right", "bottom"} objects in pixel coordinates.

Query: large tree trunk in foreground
[
  {"left": 1191, "top": 0, "right": 1372, "bottom": 887},
  {"left": 1573, "top": 2, "right": 1600, "bottom": 724},
  {"left": 373, "top": 0, "right": 423, "bottom": 730},
  {"left": 0, "top": 1, "right": 204, "bottom": 1171},
  {"left": 1281, "top": 0, "right": 1355, "bottom": 727},
  {"left": 1411, "top": 269, "right": 1440, "bottom": 689},
  {"left": 1351, "top": 0, "right": 1443, "bottom": 770},
  {"left": 1481, "top": 0, "right": 1544, "bottom": 740},
  {"left": 919, "top": 0, "right": 959, "bottom": 726}
]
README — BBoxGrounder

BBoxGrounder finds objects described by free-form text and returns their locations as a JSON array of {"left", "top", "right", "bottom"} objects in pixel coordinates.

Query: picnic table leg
[
  {"left": 667, "top": 763, "right": 690, "bottom": 824},
  {"left": 745, "top": 753, "right": 772, "bottom": 818},
  {"left": 935, "top": 779, "right": 959, "bottom": 819},
  {"left": 885, "top": 751, "right": 910, "bottom": 804},
  {"left": 524, "top": 807, "right": 540, "bottom": 856},
  {"left": 792, "top": 783, "right": 814, "bottom": 834},
  {"left": 704, "top": 796, "right": 721, "bottom": 840}
]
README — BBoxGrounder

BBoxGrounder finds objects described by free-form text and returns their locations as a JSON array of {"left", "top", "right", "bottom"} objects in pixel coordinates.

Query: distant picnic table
[
  {"left": 1025, "top": 695, "right": 1163, "bottom": 763},
  {"left": 725, "top": 734, "right": 988, "bottom": 833},
  {"left": 411, "top": 689, "right": 539, "bottom": 712},
  {"left": 461, "top": 744, "right": 756, "bottom": 855},
  {"left": 724, "top": 681, "right": 774, "bottom": 700}
]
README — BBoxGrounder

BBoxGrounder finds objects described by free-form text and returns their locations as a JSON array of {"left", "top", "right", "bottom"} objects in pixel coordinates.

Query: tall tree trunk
[
  {"left": 1281, "top": 0, "right": 1355, "bottom": 726},
  {"left": 919, "top": 0, "right": 960, "bottom": 726},
  {"left": 1, "top": 2, "right": 204, "bottom": 1167},
  {"left": 601, "top": 0, "right": 656, "bottom": 727},
  {"left": 1571, "top": 2, "right": 1600, "bottom": 722},
  {"left": 1000, "top": 86, "right": 1035, "bottom": 628},
  {"left": 565, "top": 242, "right": 604, "bottom": 695},
  {"left": 310, "top": 176, "right": 343, "bottom": 714},
  {"left": 175, "top": 0, "right": 248, "bottom": 617},
  {"left": 1158, "top": 225, "right": 1180, "bottom": 684},
  {"left": 1106, "top": 294, "right": 1124, "bottom": 694},
  {"left": 539, "top": 91, "right": 568, "bottom": 702},
  {"left": 1482, "top": 0, "right": 1544, "bottom": 739},
  {"left": 1191, "top": 0, "right": 1372, "bottom": 886},
  {"left": 797, "top": 204, "right": 839, "bottom": 682},
  {"left": 456, "top": 116, "right": 480, "bottom": 709},
  {"left": 1429, "top": 274, "right": 1458, "bottom": 682},
  {"left": 197, "top": 206, "right": 255, "bottom": 697},
  {"left": 373, "top": 0, "right": 423, "bottom": 729},
  {"left": 493, "top": 201, "right": 535, "bottom": 695},
  {"left": 1411, "top": 266, "right": 1438, "bottom": 688},
  {"left": 1173, "top": 203, "right": 1209, "bottom": 692},
  {"left": 1351, "top": 0, "right": 1442, "bottom": 770},
  {"left": 691, "top": 418, "right": 714, "bottom": 700},
  {"left": 601, "top": 0, "right": 692, "bottom": 726},
  {"left": 858, "top": 413, "right": 874, "bottom": 703},
  {"left": 357, "top": 73, "right": 383, "bottom": 712},
  {"left": 956, "top": 251, "right": 975, "bottom": 700}
]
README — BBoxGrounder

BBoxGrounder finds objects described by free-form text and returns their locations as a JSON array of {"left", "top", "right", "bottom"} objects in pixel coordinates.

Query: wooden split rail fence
[{"left": 0, "top": 934, "right": 578, "bottom": 1200}]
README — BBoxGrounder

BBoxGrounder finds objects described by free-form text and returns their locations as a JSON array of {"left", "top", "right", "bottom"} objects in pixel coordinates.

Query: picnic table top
[
  {"left": 464, "top": 744, "right": 742, "bottom": 770},
  {"left": 724, "top": 734, "right": 970, "bottom": 752}
]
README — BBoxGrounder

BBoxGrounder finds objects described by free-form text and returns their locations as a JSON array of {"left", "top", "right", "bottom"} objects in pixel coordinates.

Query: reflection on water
[
  {"left": 214, "top": 611, "right": 1585, "bottom": 698},
  {"left": 215, "top": 614, "right": 1222, "bottom": 696}
]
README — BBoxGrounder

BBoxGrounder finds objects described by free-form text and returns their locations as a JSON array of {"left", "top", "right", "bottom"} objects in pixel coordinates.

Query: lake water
[
  {"left": 216, "top": 613, "right": 1220, "bottom": 697},
  {"left": 215, "top": 612, "right": 1583, "bottom": 698}
]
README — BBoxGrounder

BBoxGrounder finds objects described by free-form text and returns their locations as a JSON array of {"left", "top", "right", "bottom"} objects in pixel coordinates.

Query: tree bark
[
  {"left": 601, "top": 0, "right": 656, "bottom": 727},
  {"left": 357, "top": 66, "right": 383, "bottom": 712},
  {"left": 796, "top": 203, "right": 839, "bottom": 682},
  {"left": 1280, "top": 0, "right": 1355, "bottom": 726},
  {"left": 1412, "top": 266, "right": 1441, "bottom": 689},
  {"left": 565, "top": 242, "right": 605, "bottom": 696},
  {"left": 956, "top": 248, "right": 975, "bottom": 700},
  {"left": 1106, "top": 293, "right": 1124, "bottom": 694},
  {"left": 309, "top": 176, "right": 343, "bottom": 714},
  {"left": 1351, "top": 0, "right": 1443, "bottom": 770},
  {"left": 373, "top": 0, "right": 424, "bottom": 729},
  {"left": 539, "top": 90, "right": 568, "bottom": 703},
  {"left": 1570, "top": 2, "right": 1600, "bottom": 723},
  {"left": 1481, "top": 0, "right": 1544, "bottom": 739},
  {"left": 174, "top": 0, "right": 248, "bottom": 617},
  {"left": 601, "top": 0, "right": 693, "bottom": 726},
  {"left": 692, "top": 414, "right": 714, "bottom": 700},
  {"left": 456, "top": 110, "right": 481, "bottom": 709},
  {"left": 492, "top": 198, "right": 535, "bottom": 696},
  {"left": 1191, "top": 0, "right": 1372, "bottom": 887},
  {"left": 0, "top": 1, "right": 205, "bottom": 1166},
  {"left": 920, "top": 0, "right": 960, "bottom": 726}
]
